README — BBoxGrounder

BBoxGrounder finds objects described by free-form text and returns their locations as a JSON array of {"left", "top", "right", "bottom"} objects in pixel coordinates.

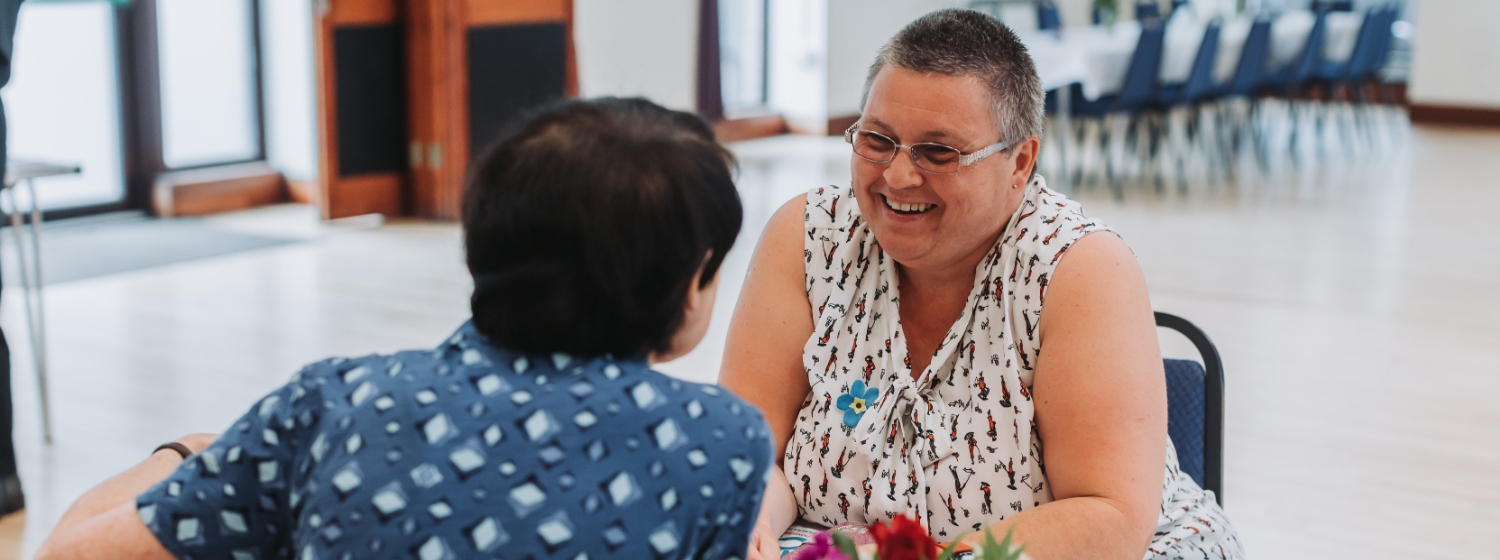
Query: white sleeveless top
[{"left": 787, "top": 177, "right": 1244, "bottom": 558}]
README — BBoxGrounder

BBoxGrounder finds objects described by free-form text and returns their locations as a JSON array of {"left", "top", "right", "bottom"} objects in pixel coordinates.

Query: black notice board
[
  {"left": 333, "top": 25, "right": 408, "bottom": 177},
  {"left": 467, "top": 23, "right": 567, "bottom": 157}
]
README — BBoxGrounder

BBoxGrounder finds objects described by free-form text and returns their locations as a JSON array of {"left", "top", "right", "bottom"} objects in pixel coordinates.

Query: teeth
[{"left": 884, "top": 196, "right": 935, "bottom": 214}]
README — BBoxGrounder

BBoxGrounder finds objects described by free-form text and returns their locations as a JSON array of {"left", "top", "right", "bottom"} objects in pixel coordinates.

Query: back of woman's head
[{"left": 464, "top": 97, "right": 742, "bottom": 359}]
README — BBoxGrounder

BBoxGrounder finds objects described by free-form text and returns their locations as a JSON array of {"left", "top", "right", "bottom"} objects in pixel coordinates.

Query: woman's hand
[{"left": 746, "top": 519, "right": 782, "bottom": 560}]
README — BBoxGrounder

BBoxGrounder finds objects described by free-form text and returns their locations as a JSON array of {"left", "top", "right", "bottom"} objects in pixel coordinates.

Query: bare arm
[
  {"left": 720, "top": 195, "right": 814, "bottom": 558},
  {"left": 36, "top": 433, "right": 217, "bottom": 560},
  {"left": 959, "top": 232, "right": 1165, "bottom": 559}
]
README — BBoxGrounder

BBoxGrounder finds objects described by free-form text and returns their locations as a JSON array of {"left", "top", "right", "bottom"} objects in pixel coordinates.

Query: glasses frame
[{"left": 843, "top": 125, "right": 1015, "bottom": 174}]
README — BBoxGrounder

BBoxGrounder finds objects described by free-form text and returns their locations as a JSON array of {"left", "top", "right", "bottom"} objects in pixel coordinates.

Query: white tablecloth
[{"left": 1019, "top": 10, "right": 1368, "bottom": 100}]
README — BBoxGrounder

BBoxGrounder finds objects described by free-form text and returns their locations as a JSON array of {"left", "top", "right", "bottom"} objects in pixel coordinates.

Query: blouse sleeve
[{"left": 135, "top": 360, "right": 337, "bottom": 560}]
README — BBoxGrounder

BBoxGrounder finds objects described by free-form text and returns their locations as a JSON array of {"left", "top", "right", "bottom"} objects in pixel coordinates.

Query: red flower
[{"left": 868, "top": 515, "right": 940, "bottom": 560}]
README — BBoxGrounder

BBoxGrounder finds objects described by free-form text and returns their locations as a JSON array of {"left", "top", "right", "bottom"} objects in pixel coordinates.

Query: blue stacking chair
[
  {"left": 1366, "top": 6, "right": 1398, "bottom": 79},
  {"left": 1315, "top": 0, "right": 1354, "bottom": 11},
  {"left": 1068, "top": 20, "right": 1166, "bottom": 195},
  {"left": 1157, "top": 311, "right": 1224, "bottom": 504},
  {"left": 1155, "top": 21, "right": 1221, "bottom": 107},
  {"left": 1037, "top": 1, "right": 1062, "bottom": 32},
  {"left": 1136, "top": 1, "right": 1162, "bottom": 22},
  {"left": 1153, "top": 21, "right": 1222, "bottom": 186},
  {"left": 1261, "top": 10, "right": 1328, "bottom": 96},
  {"left": 1213, "top": 18, "right": 1273, "bottom": 99},
  {"left": 1071, "top": 20, "right": 1167, "bottom": 116},
  {"left": 1317, "top": 8, "right": 1387, "bottom": 85},
  {"left": 1210, "top": 18, "right": 1273, "bottom": 168}
]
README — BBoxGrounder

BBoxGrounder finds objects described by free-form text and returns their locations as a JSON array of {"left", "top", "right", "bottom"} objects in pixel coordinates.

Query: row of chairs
[
  {"left": 1048, "top": 5, "right": 1405, "bottom": 195},
  {"left": 1036, "top": 0, "right": 1177, "bottom": 31}
]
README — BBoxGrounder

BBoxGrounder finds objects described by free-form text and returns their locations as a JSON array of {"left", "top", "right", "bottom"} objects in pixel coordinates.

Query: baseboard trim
[
  {"left": 153, "top": 161, "right": 287, "bottom": 217},
  {"left": 714, "top": 114, "right": 789, "bottom": 143},
  {"left": 1409, "top": 103, "right": 1500, "bottom": 128}
]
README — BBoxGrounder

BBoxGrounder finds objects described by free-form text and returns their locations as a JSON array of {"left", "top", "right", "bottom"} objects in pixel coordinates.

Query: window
[{"left": 719, "top": 0, "right": 770, "bottom": 115}]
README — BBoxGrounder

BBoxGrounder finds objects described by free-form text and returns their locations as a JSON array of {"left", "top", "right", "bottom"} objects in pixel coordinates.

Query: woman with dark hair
[{"left": 37, "top": 98, "right": 772, "bottom": 560}]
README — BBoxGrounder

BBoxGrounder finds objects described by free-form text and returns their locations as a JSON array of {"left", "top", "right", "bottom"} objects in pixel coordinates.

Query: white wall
[
  {"left": 824, "top": 0, "right": 965, "bottom": 119},
  {"left": 1407, "top": 0, "right": 1500, "bottom": 109},
  {"left": 767, "top": 0, "right": 828, "bottom": 127},
  {"left": 259, "top": 0, "right": 318, "bottom": 182},
  {"left": 574, "top": 0, "right": 700, "bottom": 111}
]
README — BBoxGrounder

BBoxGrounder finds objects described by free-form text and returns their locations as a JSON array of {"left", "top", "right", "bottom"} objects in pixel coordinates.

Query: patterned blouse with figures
[{"left": 785, "top": 177, "right": 1244, "bottom": 559}]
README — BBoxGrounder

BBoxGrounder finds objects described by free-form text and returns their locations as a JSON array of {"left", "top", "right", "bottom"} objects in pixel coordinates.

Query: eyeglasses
[{"left": 844, "top": 125, "right": 1014, "bottom": 174}]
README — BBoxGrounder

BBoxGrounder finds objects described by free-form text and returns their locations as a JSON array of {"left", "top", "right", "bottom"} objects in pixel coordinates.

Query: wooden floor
[{"left": 0, "top": 119, "right": 1497, "bottom": 559}]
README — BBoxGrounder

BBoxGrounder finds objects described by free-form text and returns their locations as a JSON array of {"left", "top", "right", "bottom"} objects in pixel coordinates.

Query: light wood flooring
[{"left": 0, "top": 121, "right": 1497, "bottom": 559}]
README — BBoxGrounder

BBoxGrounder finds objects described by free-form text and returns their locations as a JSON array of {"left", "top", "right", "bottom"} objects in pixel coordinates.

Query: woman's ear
[{"left": 1011, "top": 136, "right": 1041, "bottom": 187}]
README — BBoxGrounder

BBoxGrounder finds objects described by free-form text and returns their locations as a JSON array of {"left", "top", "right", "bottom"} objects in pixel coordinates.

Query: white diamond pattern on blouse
[
  {"left": 606, "top": 472, "right": 641, "bottom": 507},
  {"left": 423, "top": 413, "right": 453, "bottom": 444},
  {"left": 509, "top": 481, "right": 546, "bottom": 515},
  {"left": 471, "top": 517, "right": 508, "bottom": 551},
  {"left": 536, "top": 512, "right": 574, "bottom": 546},
  {"left": 631, "top": 382, "right": 661, "bottom": 409},
  {"left": 449, "top": 447, "right": 485, "bottom": 474},
  {"left": 477, "top": 375, "right": 503, "bottom": 396},
  {"left": 653, "top": 419, "right": 684, "bottom": 450},
  {"left": 523, "top": 410, "right": 558, "bottom": 442},
  {"left": 372, "top": 484, "right": 408, "bottom": 515},
  {"left": 176, "top": 517, "right": 200, "bottom": 542},
  {"left": 648, "top": 523, "right": 680, "bottom": 554},
  {"left": 220, "top": 510, "right": 248, "bottom": 533},
  {"left": 417, "top": 536, "right": 450, "bottom": 560},
  {"left": 350, "top": 381, "right": 376, "bottom": 406},
  {"left": 410, "top": 463, "right": 444, "bottom": 489},
  {"left": 729, "top": 456, "right": 755, "bottom": 483},
  {"left": 331, "top": 464, "right": 363, "bottom": 494}
]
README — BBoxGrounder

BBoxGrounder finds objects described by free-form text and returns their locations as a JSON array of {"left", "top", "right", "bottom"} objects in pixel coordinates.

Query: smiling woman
[{"left": 719, "top": 9, "right": 1244, "bottom": 560}]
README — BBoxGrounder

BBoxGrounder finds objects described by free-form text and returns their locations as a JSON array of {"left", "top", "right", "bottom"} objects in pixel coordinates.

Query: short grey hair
[{"left": 860, "top": 9, "right": 1045, "bottom": 153}]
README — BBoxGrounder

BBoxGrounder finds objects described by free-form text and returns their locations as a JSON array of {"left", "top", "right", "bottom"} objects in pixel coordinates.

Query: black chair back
[
  {"left": 1156, "top": 311, "right": 1224, "bottom": 505},
  {"left": 1227, "top": 18, "right": 1273, "bottom": 96}
]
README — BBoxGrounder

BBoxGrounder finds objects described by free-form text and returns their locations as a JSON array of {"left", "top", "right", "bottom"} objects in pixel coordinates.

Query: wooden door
[
  {"left": 314, "top": 0, "right": 409, "bottom": 219},
  {"left": 406, "top": 0, "right": 577, "bottom": 220}
]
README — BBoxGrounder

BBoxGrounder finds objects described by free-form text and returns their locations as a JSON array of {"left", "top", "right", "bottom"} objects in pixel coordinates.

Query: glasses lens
[
  {"left": 852, "top": 131, "right": 897, "bottom": 162},
  {"left": 913, "top": 143, "right": 961, "bottom": 173}
]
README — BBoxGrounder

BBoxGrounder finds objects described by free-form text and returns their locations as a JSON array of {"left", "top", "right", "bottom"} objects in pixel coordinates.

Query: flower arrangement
[{"left": 792, "top": 515, "right": 1026, "bottom": 560}]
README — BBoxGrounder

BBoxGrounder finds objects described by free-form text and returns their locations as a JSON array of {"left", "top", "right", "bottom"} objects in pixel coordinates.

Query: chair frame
[{"left": 1155, "top": 311, "right": 1224, "bottom": 505}]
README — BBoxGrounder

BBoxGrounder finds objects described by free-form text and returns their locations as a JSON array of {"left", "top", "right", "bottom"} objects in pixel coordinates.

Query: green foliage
[
  {"left": 974, "top": 526, "right": 1026, "bottom": 560},
  {"left": 831, "top": 531, "right": 861, "bottom": 560}
]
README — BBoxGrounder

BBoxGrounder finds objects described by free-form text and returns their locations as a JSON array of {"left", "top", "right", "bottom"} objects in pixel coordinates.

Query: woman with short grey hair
[{"left": 722, "top": 9, "right": 1243, "bottom": 559}]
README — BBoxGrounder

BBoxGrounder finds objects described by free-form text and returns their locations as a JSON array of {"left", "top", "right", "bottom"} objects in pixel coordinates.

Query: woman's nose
[{"left": 882, "top": 149, "right": 924, "bottom": 190}]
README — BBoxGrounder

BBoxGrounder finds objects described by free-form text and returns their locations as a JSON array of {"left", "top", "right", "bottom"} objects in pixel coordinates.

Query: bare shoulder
[
  {"left": 721, "top": 193, "right": 814, "bottom": 451},
  {"left": 762, "top": 193, "right": 809, "bottom": 255},
  {"left": 1039, "top": 230, "right": 1151, "bottom": 339}
]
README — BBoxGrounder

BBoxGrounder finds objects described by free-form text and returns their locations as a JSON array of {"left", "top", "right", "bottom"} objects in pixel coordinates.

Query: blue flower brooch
[{"left": 835, "top": 379, "right": 880, "bottom": 428}]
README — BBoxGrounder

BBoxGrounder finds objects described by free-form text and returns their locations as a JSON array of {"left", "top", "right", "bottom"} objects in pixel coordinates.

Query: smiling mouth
[{"left": 883, "top": 195, "right": 936, "bottom": 215}]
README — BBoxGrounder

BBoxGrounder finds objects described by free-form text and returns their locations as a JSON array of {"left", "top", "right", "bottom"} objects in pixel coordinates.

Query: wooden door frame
[
  {"left": 313, "top": 0, "right": 406, "bottom": 219},
  {"left": 407, "top": 0, "right": 576, "bottom": 220}
]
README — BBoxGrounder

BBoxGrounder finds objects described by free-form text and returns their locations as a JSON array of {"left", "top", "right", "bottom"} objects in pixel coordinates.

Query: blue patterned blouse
[{"left": 136, "top": 321, "right": 772, "bottom": 560}]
